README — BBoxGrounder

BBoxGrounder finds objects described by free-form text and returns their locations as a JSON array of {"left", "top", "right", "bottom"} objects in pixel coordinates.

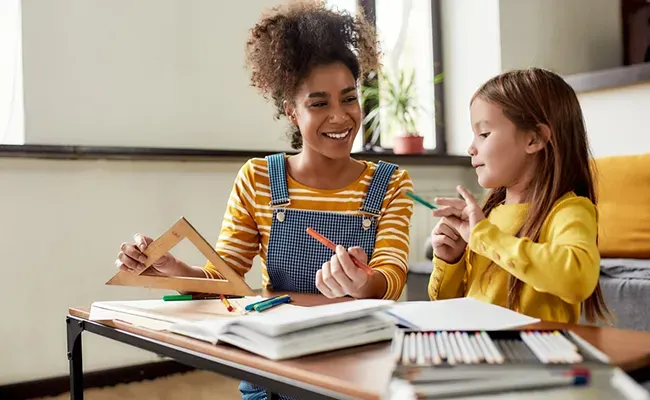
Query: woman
[{"left": 115, "top": 1, "right": 414, "bottom": 396}]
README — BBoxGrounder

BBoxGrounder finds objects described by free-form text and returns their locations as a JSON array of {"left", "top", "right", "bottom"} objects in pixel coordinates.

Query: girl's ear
[
  {"left": 525, "top": 123, "right": 551, "bottom": 154},
  {"left": 283, "top": 100, "right": 298, "bottom": 126}
]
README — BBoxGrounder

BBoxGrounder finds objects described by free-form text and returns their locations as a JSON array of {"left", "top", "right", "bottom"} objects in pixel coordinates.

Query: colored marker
[
  {"left": 245, "top": 295, "right": 285, "bottom": 311},
  {"left": 253, "top": 295, "right": 291, "bottom": 312},
  {"left": 163, "top": 294, "right": 221, "bottom": 301},
  {"left": 404, "top": 190, "right": 437, "bottom": 210},
  {"left": 305, "top": 228, "right": 374, "bottom": 275}
]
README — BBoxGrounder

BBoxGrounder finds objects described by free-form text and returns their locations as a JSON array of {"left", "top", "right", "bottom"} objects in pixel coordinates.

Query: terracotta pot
[{"left": 393, "top": 135, "right": 425, "bottom": 154}]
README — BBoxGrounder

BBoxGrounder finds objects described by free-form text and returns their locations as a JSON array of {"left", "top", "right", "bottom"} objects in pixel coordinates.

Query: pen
[
  {"left": 305, "top": 228, "right": 374, "bottom": 275},
  {"left": 220, "top": 294, "right": 234, "bottom": 312},
  {"left": 404, "top": 190, "right": 437, "bottom": 210}
]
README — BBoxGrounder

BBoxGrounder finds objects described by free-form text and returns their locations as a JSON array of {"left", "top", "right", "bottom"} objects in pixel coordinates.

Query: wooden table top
[{"left": 69, "top": 292, "right": 650, "bottom": 400}]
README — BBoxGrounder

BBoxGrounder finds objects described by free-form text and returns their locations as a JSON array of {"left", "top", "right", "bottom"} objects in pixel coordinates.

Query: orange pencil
[
  {"left": 220, "top": 294, "right": 234, "bottom": 312},
  {"left": 306, "top": 228, "right": 374, "bottom": 275}
]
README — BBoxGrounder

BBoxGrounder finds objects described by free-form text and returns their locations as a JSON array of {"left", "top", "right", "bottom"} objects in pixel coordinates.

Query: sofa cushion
[
  {"left": 594, "top": 153, "right": 650, "bottom": 258},
  {"left": 600, "top": 258, "right": 650, "bottom": 279}
]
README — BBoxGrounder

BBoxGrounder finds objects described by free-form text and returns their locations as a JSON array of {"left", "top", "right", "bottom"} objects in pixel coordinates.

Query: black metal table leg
[
  {"left": 66, "top": 315, "right": 341, "bottom": 399},
  {"left": 67, "top": 317, "right": 85, "bottom": 400},
  {"left": 267, "top": 389, "right": 280, "bottom": 400}
]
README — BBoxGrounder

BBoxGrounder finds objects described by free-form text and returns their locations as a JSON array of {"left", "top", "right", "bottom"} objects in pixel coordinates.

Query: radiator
[{"left": 407, "top": 168, "right": 483, "bottom": 264}]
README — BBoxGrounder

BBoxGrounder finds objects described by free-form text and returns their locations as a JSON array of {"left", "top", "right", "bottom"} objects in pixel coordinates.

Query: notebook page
[
  {"left": 385, "top": 298, "right": 539, "bottom": 331},
  {"left": 89, "top": 296, "right": 265, "bottom": 326}
]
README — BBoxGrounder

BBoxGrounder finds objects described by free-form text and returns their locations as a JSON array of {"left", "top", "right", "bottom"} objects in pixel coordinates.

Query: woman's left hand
[
  {"left": 316, "top": 246, "right": 369, "bottom": 298},
  {"left": 432, "top": 185, "right": 486, "bottom": 242}
]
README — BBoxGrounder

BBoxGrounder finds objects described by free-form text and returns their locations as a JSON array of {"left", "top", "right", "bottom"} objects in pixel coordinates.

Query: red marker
[{"left": 306, "top": 228, "right": 374, "bottom": 275}]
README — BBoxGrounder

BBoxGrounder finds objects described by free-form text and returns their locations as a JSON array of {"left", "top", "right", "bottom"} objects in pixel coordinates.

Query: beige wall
[
  {"left": 441, "top": 0, "right": 625, "bottom": 157},
  {"left": 20, "top": 0, "right": 289, "bottom": 150},
  {"left": 578, "top": 82, "right": 650, "bottom": 158},
  {"left": 499, "top": 0, "right": 622, "bottom": 75}
]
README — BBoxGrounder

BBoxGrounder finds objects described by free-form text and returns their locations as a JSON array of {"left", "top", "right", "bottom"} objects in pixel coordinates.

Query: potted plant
[{"left": 361, "top": 68, "right": 443, "bottom": 154}]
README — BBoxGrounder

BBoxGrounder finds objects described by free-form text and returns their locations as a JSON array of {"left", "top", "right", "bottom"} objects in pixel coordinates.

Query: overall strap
[
  {"left": 360, "top": 161, "right": 399, "bottom": 216},
  {"left": 266, "top": 153, "right": 290, "bottom": 207}
]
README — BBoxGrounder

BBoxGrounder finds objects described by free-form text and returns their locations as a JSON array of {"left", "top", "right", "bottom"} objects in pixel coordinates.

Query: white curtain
[{"left": 0, "top": 0, "right": 24, "bottom": 144}]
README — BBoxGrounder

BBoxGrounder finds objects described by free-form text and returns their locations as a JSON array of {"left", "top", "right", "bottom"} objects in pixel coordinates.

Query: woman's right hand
[
  {"left": 115, "top": 233, "right": 179, "bottom": 276},
  {"left": 431, "top": 217, "right": 467, "bottom": 264}
]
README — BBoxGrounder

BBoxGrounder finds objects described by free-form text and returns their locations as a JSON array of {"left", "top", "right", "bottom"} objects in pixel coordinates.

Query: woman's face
[{"left": 285, "top": 62, "right": 361, "bottom": 160}]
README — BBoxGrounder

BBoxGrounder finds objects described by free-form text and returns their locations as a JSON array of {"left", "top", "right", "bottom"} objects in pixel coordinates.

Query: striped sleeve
[
  {"left": 369, "top": 169, "right": 414, "bottom": 300},
  {"left": 204, "top": 160, "right": 260, "bottom": 278}
]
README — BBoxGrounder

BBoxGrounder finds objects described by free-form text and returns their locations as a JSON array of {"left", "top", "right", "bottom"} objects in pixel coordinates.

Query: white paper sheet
[
  {"left": 88, "top": 296, "right": 266, "bottom": 331},
  {"left": 385, "top": 297, "right": 540, "bottom": 331}
]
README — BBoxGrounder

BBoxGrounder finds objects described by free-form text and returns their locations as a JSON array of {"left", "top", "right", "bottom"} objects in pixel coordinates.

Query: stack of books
[
  {"left": 168, "top": 298, "right": 396, "bottom": 360},
  {"left": 386, "top": 328, "right": 614, "bottom": 399}
]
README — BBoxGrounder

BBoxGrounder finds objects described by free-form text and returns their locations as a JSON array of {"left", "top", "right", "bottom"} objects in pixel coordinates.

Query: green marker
[
  {"left": 162, "top": 294, "right": 221, "bottom": 301},
  {"left": 163, "top": 294, "right": 193, "bottom": 301},
  {"left": 405, "top": 190, "right": 437, "bottom": 210}
]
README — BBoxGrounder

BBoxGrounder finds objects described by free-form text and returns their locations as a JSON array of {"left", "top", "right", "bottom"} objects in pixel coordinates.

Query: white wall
[
  {"left": 20, "top": 0, "right": 290, "bottom": 150},
  {"left": 578, "top": 82, "right": 650, "bottom": 158},
  {"left": 0, "top": 157, "right": 478, "bottom": 384},
  {"left": 441, "top": 0, "right": 624, "bottom": 156}
]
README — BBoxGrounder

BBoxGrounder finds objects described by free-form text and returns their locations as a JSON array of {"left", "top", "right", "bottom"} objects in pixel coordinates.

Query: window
[
  {"left": 375, "top": 0, "right": 436, "bottom": 150},
  {"left": 328, "top": 0, "right": 444, "bottom": 154},
  {"left": 0, "top": 0, "right": 24, "bottom": 144}
]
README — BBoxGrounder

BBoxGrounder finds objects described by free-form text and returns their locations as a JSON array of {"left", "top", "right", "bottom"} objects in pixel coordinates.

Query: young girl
[
  {"left": 115, "top": 1, "right": 413, "bottom": 398},
  {"left": 428, "top": 67, "right": 610, "bottom": 325}
]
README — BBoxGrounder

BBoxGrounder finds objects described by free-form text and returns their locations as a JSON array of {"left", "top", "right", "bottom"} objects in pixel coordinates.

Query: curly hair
[{"left": 245, "top": 0, "right": 381, "bottom": 149}]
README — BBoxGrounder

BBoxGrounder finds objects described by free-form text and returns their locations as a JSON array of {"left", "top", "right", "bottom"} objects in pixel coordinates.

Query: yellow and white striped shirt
[{"left": 204, "top": 157, "right": 414, "bottom": 300}]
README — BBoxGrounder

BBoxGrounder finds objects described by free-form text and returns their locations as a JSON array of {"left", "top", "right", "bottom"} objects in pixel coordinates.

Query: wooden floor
[{"left": 38, "top": 371, "right": 242, "bottom": 400}]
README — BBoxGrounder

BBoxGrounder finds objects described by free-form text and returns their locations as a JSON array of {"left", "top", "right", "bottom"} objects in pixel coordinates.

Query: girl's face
[
  {"left": 468, "top": 97, "right": 544, "bottom": 190},
  {"left": 285, "top": 62, "right": 361, "bottom": 160}
]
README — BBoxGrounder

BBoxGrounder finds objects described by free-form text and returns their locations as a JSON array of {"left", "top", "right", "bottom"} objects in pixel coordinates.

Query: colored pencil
[
  {"left": 220, "top": 294, "right": 234, "bottom": 312},
  {"left": 305, "top": 228, "right": 374, "bottom": 275}
]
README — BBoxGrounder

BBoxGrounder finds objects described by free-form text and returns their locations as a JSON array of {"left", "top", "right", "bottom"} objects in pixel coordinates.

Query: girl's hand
[
  {"left": 316, "top": 246, "right": 369, "bottom": 298},
  {"left": 430, "top": 217, "right": 467, "bottom": 264},
  {"left": 432, "top": 185, "right": 486, "bottom": 243},
  {"left": 115, "top": 233, "right": 179, "bottom": 276}
]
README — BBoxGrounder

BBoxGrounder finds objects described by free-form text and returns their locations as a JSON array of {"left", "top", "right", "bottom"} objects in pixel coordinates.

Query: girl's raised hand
[{"left": 432, "top": 185, "right": 486, "bottom": 243}]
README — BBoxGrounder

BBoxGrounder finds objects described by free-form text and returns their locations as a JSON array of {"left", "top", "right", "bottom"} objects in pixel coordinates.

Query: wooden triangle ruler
[{"left": 106, "top": 217, "right": 255, "bottom": 296}]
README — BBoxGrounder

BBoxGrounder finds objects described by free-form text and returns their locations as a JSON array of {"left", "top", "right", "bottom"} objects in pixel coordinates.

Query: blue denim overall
[{"left": 238, "top": 153, "right": 398, "bottom": 400}]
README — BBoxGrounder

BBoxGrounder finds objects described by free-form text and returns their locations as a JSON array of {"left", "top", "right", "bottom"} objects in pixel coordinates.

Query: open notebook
[
  {"left": 169, "top": 299, "right": 396, "bottom": 360},
  {"left": 385, "top": 297, "right": 540, "bottom": 331},
  {"left": 89, "top": 296, "right": 267, "bottom": 331}
]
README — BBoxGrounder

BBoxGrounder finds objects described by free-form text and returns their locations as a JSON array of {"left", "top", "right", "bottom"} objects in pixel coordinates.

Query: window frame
[{"left": 357, "top": 0, "right": 446, "bottom": 154}]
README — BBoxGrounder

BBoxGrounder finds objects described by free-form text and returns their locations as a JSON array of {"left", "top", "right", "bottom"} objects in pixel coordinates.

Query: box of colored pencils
[
  {"left": 388, "top": 329, "right": 614, "bottom": 398},
  {"left": 391, "top": 329, "right": 606, "bottom": 370}
]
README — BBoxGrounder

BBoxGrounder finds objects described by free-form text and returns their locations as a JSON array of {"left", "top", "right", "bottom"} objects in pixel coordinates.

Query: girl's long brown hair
[{"left": 472, "top": 67, "right": 611, "bottom": 324}]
